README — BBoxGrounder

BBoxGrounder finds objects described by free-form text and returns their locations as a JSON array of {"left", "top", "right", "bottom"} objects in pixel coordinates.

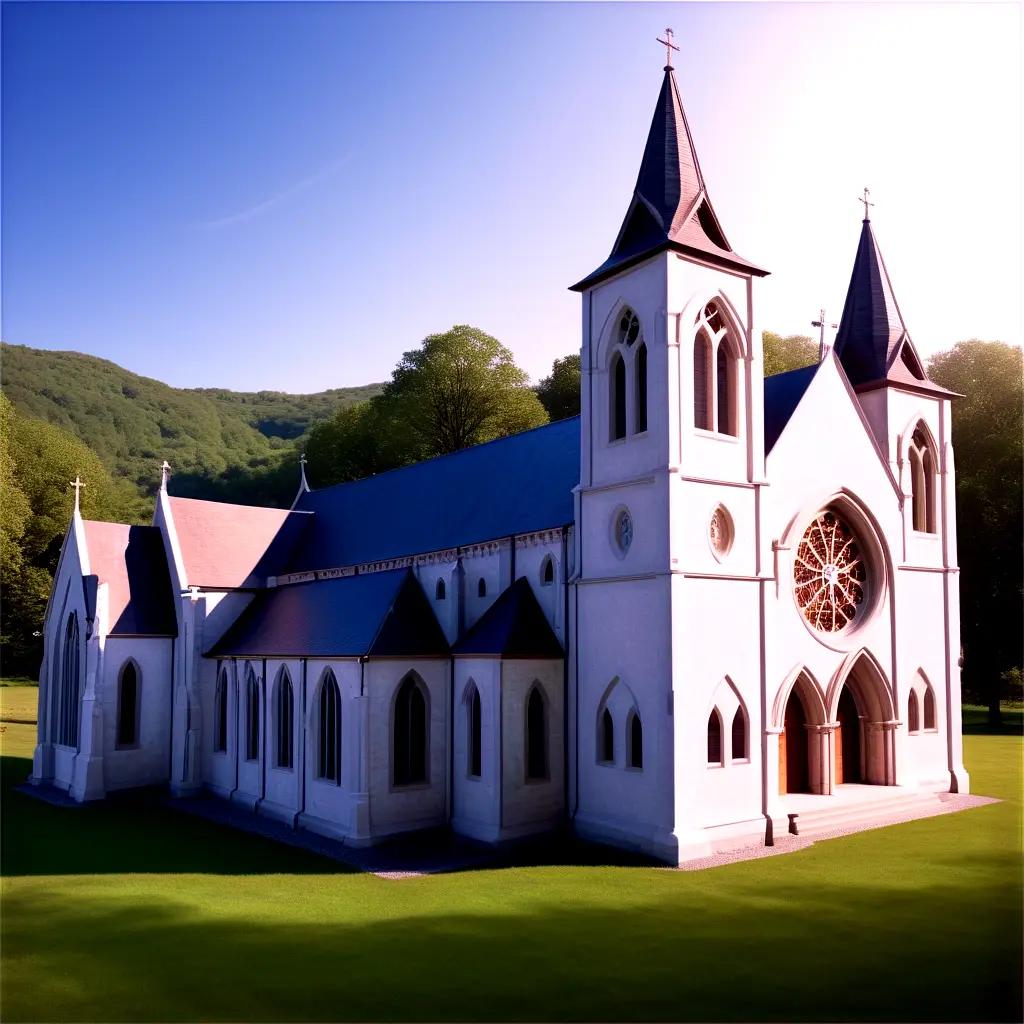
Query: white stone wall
[
  {"left": 101, "top": 638, "right": 173, "bottom": 791},
  {"left": 451, "top": 659, "right": 501, "bottom": 840}
]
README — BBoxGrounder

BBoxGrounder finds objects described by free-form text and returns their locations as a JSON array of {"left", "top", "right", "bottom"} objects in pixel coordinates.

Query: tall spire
[
  {"left": 571, "top": 45, "right": 766, "bottom": 291},
  {"left": 833, "top": 208, "right": 930, "bottom": 387}
]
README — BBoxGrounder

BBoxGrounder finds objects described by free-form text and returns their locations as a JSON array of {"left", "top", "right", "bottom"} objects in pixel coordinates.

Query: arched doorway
[
  {"left": 779, "top": 690, "right": 811, "bottom": 794},
  {"left": 835, "top": 686, "right": 862, "bottom": 784}
]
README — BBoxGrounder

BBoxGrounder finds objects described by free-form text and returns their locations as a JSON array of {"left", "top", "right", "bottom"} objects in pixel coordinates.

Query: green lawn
[{"left": 1, "top": 692, "right": 1020, "bottom": 1023}]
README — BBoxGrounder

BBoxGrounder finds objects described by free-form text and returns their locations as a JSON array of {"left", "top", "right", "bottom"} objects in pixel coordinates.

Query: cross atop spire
[
  {"left": 70, "top": 476, "right": 86, "bottom": 513},
  {"left": 858, "top": 187, "right": 874, "bottom": 221},
  {"left": 812, "top": 308, "right": 838, "bottom": 362},
  {"left": 298, "top": 451, "right": 310, "bottom": 494},
  {"left": 160, "top": 460, "right": 171, "bottom": 492},
  {"left": 657, "top": 28, "right": 680, "bottom": 69}
]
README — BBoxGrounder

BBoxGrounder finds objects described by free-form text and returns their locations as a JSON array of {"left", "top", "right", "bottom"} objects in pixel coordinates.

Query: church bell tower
[{"left": 568, "top": 32, "right": 772, "bottom": 863}]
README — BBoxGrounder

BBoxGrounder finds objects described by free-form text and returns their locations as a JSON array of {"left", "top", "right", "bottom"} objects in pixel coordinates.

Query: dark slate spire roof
[
  {"left": 833, "top": 217, "right": 951, "bottom": 394},
  {"left": 453, "top": 577, "right": 563, "bottom": 659},
  {"left": 571, "top": 66, "right": 767, "bottom": 291}
]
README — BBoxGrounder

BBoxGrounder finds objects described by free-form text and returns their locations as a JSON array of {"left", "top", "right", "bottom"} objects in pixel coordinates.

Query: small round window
[
  {"left": 614, "top": 508, "right": 634, "bottom": 554},
  {"left": 708, "top": 505, "right": 734, "bottom": 560},
  {"left": 793, "top": 510, "right": 868, "bottom": 633}
]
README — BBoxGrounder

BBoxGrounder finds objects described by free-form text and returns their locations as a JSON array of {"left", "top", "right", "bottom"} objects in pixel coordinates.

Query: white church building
[{"left": 30, "top": 55, "right": 970, "bottom": 864}]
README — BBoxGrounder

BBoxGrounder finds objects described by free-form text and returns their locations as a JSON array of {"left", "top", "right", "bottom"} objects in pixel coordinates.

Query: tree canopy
[
  {"left": 763, "top": 333, "right": 818, "bottom": 376},
  {"left": 927, "top": 340, "right": 1023, "bottom": 713},
  {"left": 536, "top": 354, "right": 582, "bottom": 422}
]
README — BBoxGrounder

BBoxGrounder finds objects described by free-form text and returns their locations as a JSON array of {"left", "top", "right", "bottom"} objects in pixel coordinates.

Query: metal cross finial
[
  {"left": 299, "top": 452, "right": 307, "bottom": 467},
  {"left": 160, "top": 460, "right": 171, "bottom": 491},
  {"left": 657, "top": 28, "right": 680, "bottom": 68},
  {"left": 812, "top": 308, "right": 838, "bottom": 361},
  {"left": 858, "top": 187, "right": 874, "bottom": 220},
  {"left": 70, "top": 476, "right": 86, "bottom": 512}
]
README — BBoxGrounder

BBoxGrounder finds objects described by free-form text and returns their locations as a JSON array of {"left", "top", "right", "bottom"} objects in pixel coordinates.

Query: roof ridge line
[{"left": 303, "top": 415, "right": 581, "bottom": 498}]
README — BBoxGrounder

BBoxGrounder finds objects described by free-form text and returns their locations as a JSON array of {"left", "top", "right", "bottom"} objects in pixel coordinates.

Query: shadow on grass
[
  {"left": 962, "top": 705, "right": 1024, "bottom": 736},
  {"left": 1, "top": 852, "right": 1021, "bottom": 1023},
  {"left": 0, "top": 756, "right": 343, "bottom": 877}
]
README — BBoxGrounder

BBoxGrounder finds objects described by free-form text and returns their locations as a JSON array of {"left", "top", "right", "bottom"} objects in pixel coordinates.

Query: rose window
[{"left": 793, "top": 511, "right": 867, "bottom": 632}]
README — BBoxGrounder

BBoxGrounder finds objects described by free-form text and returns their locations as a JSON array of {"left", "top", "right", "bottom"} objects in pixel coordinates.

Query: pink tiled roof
[
  {"left": 167, "top": 497, "right": 308, "bottom": 589},
  {"left": 81, "top": 520, "right": 176, "bottom": 636}
]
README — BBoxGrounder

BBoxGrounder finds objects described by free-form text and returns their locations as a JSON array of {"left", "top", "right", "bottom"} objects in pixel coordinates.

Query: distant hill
[{"left": 0, "top": 343, "right": 382, "bottom": 504}]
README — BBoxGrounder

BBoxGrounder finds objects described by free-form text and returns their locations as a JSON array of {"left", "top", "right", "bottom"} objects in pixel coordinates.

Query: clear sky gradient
[{"left": 2, "top": 2, "right": 1020, "bottom": 392}]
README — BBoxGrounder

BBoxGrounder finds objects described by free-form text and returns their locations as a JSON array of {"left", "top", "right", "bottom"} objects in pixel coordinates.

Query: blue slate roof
[
  {"left": 763, "top": 363, "right": 819, "bottom": 454},
  {"left": 454, "top": 577, "right": 563, "bottom": 659},
  {"left": 288, "top": 417, "right": 580, "bottom": 572},
  {"left": 206, "top": 568, "right": 449, "bottom": 658}
]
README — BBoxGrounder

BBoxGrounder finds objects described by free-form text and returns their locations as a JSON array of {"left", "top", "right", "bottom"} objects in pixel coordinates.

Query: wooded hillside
[{"left": 0, "top": 343, "right": 381, "bottom": 502}]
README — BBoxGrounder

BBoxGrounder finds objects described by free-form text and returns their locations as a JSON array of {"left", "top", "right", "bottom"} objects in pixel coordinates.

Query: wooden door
[{"left": 778, "top": 727, "right": 787, "bottom": 793}]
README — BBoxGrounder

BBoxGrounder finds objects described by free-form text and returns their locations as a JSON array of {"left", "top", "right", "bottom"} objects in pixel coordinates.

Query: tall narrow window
[
  {"left": 317, "top": 670, "right": 341, "bottom": 783},
  {"left": 467, "top": 683, "right": 482, "bottom": 778},
  {"left": 908, "top": 691, "right": 920, "bottom": 733},
  {"left": 275, "top": 670, "right": 294, "bottom": 769},
  {"left": 694, "top": 333, "right": 711, "bottom": 429},
  {"left": 477, "top": 577, "right": 487, "bottom": 599},
  {"left": 628, "top": 710, "right": 643, "bottom": 770},
  {"left": 707, "top": 709, "right": 723, "bottom": 765},
  {"left": 909, "top": 428, "right": 937, "bottom": 533},
  {"left": 598, "top": 707, "right": 614, "bottom": 763},
  {"left": 394, "top": 674, "right": 428, "bottom": 786},
  {"left": 923, "top": 686, "right": 936, "bottom": 730},
  {"left": 731, "top": 708, "right": 747, "bottom": 760},
  {"left": 611, "top": 353, "right": 627, "bottom": 441},
  {"left": 116, "top": 662, "right": 139, "bottom": 748},
  {"left": 435, "top": 578, "right": 446, "bottom": 601},
  {"left": 635, "top": 343, "right": 648, "bottom": 433},
  {"left": 245, "top": 669, "right": 260, "bottom": 761},
  {"left": 716, "top": 344, "right": 733, "bottom": 435},
  {"left": 541, "top": 555, "right": 555, "bottom": 586},
  {"left": 214, "top": 669, "right": 228, "bottom": 753},
  {"left": 526, "top": 685, "right": 548, "bottom": 780},
  {"left": 58, "top": 615, "right": 80, "bottom": 747}
]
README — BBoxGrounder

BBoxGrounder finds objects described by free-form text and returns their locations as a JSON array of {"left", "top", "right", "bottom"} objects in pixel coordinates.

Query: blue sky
[{"left": 2, "top": 2, "right": 1020, "bottom": 392}]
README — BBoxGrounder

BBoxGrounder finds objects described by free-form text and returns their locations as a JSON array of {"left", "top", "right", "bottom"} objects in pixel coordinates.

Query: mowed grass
[{"left": 1, "top": 688, "right": 1020, "bottom": 1023}]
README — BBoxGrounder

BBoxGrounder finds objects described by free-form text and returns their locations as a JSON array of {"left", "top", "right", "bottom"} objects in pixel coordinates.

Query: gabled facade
[{"left": 30, "top": 54, "right": 968, "bottom": 864}]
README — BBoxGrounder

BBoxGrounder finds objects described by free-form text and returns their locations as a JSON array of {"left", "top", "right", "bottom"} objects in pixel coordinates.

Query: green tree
[
  {"left": 763, "top": 332, "right": 818, "bottom": 376},
  {"left": 305, "top": 401, "right": 412, "bottom": 486},
  {"left": 536, "top": 354, "right": 581, "bottom": 421},
  {"left": 1, "top": 401, "right": 148, "bottom": 675},
  {"left": 382, "top": 325, "right": 548, "bottom": 457},
  {"left": 927, "top": 340, "right": 1023, "bottom": 724}
]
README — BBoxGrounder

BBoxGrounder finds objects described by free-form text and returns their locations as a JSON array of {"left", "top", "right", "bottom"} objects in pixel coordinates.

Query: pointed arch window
[
  {"left": 57, "top": 614, "right": 80, "bottom": 748},
  {"left": 635, "top": 343, "right": 648, "bottom": 434},
  {"left": 116, "top": 661, "right": 139, "bottom": 748},
  {"left": 908, "top": 690, "right": 920, "bottom": 733},
  {"left": 466, "top": 683, "right": 482, "bottom": 778},
  {"left": 694, "top": 302, "right": 738, "bottom": 437},
  {"left": 540, "top": 555, "right": 555, "bottom": 586},
  {"left": 526, "top": 685, "right": 548, "bottom": 781},
  {"left": 707, "top": 709, "right": 723, "bottom": 765},
  {"left": 477, "top": 577, "right": 487, "bottom": 599},
  {"left": 214, "top": 668, "right": 228, "bottom": 753},
  {"left": 731, "top": 707, "right": 747, "bottom": 761},
  {"left": 923, "top": 685, "right": 936, "bottom": 730},
  {"left": 627, "top": 709, "right": 643, "bottom": 770},
  {"left": 317, "top": 670, "right": 341, "bottom": 783},
  {"left": 275, "top": 669, "right": 294, "bottom": 770},
  {"left": 908, "top": 428, "right": 937, "bottom": 533},
  {"left": 610, "top": 352, "right": 627, "bottom": 441},
  {"left": 435, "top": 578, "right": 446, "bottom": 601},
  {"left": 394, "top": 674, "right": 428, "bottom": 787},
  {"left": 245, "top": 668, "right": 260, "bottom": 761},
  {"left": 693, "top": 333, "right": 711, "bottom": 430},
  {"left": 598, "top": 706, "right": 614, "bottom": 764}
]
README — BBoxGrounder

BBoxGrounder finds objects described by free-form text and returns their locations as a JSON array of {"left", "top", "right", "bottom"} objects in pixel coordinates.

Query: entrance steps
[{"left": 782, "top": 785, "right": 947, "bottom": 838}]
